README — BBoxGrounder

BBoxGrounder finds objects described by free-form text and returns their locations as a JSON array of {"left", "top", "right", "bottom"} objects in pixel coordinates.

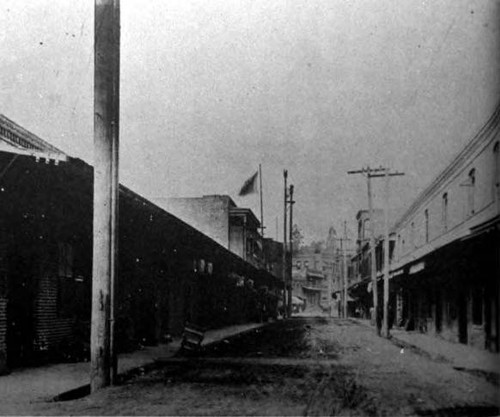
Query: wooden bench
[{"left": 180, "top": 322, "right": 206, "bottom": 354}]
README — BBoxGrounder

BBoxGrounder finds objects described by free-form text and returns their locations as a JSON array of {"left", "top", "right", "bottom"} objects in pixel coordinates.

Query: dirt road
[{"left": 11, "top": 318, "right": 500, "bottom": 416}]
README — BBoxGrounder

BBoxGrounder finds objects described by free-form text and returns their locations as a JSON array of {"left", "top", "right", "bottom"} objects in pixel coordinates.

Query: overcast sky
[{"left": 2, "top": 0, "right": 499, "bottom": 243}]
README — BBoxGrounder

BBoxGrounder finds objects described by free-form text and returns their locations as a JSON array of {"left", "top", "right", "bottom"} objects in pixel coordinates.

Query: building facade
[
  {"left": 389, "top": 104, "right": 500, "bottom": 351},
  {"left": 291, "top": 228, "right": 338, "bottom": 313},
  {"left": 0, "top": 115, "right": 279, "bottom": 374},
  {"left": 348, "top": 209, "right": 386, "bottom": 319},
  {"left": 153, "top": 196, "right": 265, "bottom": 269},
  {"left": 348, "top": 104, "right": 500, "bottom": 351},
  {"left": 263, "top": 238, "right": 284, "bottom": 282}
]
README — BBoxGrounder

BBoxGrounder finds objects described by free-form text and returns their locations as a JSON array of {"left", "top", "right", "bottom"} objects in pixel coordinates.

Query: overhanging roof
[
  {"left": 0, "top": 114, "right": 67, "bottom": 163},
  {"left": 229, "top": 207, "right": 260, "bottom": 228}
]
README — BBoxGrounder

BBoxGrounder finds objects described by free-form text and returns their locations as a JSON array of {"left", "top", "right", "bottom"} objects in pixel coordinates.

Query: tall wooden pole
[
  {"left": 370, "top": 169, "right": 404, "bottom": 338},
  {"left": 339, "top": 237, "right": 344, "bottom": 317},
  {"left": 343, "top": 221, "right": 348, "bottom": 319},
  {"left": 348, "top": 167, "right": 403, "bottom": 336},
  {"left": 91, "top": 0, "right": 120, "bottom": 392},
  {"left": 282, "top": 170, "right": 288, "bottom": 318},
  {"left": 259, "top": 164, "right": 264, "bottom": 237},
  {"left": 382, "top": 169, "right": 390, "bottom": 337},
  {"left": 367, "top": 168, "right": 380, "bottom": 335},
  {"left": 288, "top": 184, "right": 294, "bottom": 318}
]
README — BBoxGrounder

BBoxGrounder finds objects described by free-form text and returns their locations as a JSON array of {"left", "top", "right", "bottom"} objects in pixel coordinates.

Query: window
[
  {"left": 468, "top": 168, "right": 476, "bottom": 215},
  {"left": 424, "top": 209, "right": 429, "bottom": 243},
  {"left": 198, "top": 259, "right": 206, "bottom": 273},
  {"left": 442, "top": 193, "right": 448, "bottom": 232},
  {"left": 363, "top": 219, "right": 370, "bottom": 239}
]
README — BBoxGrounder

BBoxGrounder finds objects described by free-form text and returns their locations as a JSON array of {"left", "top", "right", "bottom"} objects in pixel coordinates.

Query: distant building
[
  {"left": 349, "top": 209, "right": 396, "bottom": 319},
  {"left": 291, "top": 227, "right": 338, "bottom": 312},
  {"left": 263, "top": 237, "right": 284, "bottom": 281},
  {"left": 153, "top": 195, "right": 265, "bottom": 269},
  {"left": 355, "top": 209, "right": 384, "bottom": 249}
]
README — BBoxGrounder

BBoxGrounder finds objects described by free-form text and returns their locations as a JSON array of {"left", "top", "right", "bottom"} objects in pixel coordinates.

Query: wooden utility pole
[
  {"left": 343, "top": 221, "right": 349, "bottom": 319},
  {"left": 91, "top": 0, "right": 120, "bottom": 392},
  {"left": 367, "top": 172, "right": 378, "bottom": 333},
  {"left": 348, "top": 166, "right": 384, "bottom": 335},
  {"left": 259, "top": 164, "right": 264, "bottom": 237},
  {"left": 288, "top": 184, "right": 294, "bottom": 318},
  {"left": 282, "top": 170, "right": 288, "bottom": 317},
  {"left": 376, "top": 168, "right": 405, "bottom": 337},
  {"left": 334, "top": 232, "right": 350, "bottom": 318},
  {"left": 348, "top": 166, "right": 403, "bottom": 337},
  {"left": 383, "top": 169, "right": 391, "bottom": 337},
  {"left": 339, "top": 238, "right": 345, "bottom": 317},
  {"left": 332, "top": 231, "right": 351, "bottom": 318}
]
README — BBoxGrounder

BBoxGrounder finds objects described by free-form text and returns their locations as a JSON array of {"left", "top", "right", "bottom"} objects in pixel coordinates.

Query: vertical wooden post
[
  {"left": 343, "top": 221, "right": 348, "bottom": 319},
  {"left": 288, "top": 184, "right": 294, "bottom": 318},
  {"left": 382, "top": 169, "right": 390, "bottom": 337},
  {"left": 91, "top": 0, "right": 120, "bottom": 392},
  {"left": 282, "top": 170, "right": 288, "bottom": 317},
  {"left": 367, "top": 168, "right": 380, "bottom": 335},
  {"left": 348, "top": 166, "right": 403, "bottom": 336},
  {"left": 339, "top": 237, "right": 344, "bottom": 317},
  {"left": 259, "top": 164, "right": 264, "bottom": 237}
]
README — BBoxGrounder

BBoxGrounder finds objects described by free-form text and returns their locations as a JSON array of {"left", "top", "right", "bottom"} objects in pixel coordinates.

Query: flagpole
[{"left": 259, "top": 164, "right": 264, "bottom": 237}]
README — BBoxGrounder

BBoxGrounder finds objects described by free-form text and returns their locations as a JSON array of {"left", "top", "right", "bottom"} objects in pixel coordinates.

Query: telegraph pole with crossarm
[{"left": 347, "top": 166, "right": 404, "bottom": 337}]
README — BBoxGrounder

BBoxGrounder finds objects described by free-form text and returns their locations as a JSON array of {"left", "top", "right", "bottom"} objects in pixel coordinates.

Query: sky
[{"left": 2, "top": 0, "right": 499, "bottom": 244}]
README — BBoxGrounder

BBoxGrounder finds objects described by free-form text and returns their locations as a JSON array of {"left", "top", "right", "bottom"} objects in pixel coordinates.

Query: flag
[{"left": 238, "top": 171, "right": 258, "bottom": 196}]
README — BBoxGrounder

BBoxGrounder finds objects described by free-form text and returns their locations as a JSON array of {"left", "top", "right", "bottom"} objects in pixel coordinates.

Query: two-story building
[
  {"left": 263, "top": 237, "right": 284, "bottom": 281},
  {"left": 153, "top": 195, "right": 265, "bottom": 270},
  {"left": 350, "top": 104, "right": 500, "bottom": 351},
  {"left": 349, "top": 209, "right": 388, "bottom": 319},
  {"left": 388, "top": 103, "right": 500, "bottom": 351}
]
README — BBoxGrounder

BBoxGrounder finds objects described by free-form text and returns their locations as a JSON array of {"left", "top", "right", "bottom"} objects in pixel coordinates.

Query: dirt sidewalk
[
  {"left": 2, "top": 318, "right": 498, "bottom": 416},
  {"left": 0, "top": 321, "right": 267, "bottom": 414}
]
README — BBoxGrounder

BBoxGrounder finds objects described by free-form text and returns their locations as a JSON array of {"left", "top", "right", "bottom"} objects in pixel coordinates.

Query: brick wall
[
  {"left": 33, "top": 273, "right": 74, "bottom": 356},
  {"left": 0, "top": 218, "right": 8, "bottom": 373},
  {"left": 0, "top": 296, "right": 6, "bottom": 374}
]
